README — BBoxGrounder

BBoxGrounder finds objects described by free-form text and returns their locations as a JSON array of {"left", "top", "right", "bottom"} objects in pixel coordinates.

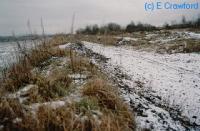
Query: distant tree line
[
  {"left": 76, "top": 15, "right": 200, "bottom": 35},
  {"left": 164, "top": 15, "right": 200, "bottom": 29},
  {"left": 125, "top": 22, "right": 157, "bottom": 32},
  {"left": 76, "top": 22, "right": 157, "bottom": 35},
  {"left": 76, "top": 23, "right": 123, "bottom": 35}
]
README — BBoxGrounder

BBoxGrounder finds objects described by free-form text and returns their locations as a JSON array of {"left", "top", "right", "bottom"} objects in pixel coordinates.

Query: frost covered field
[
  {"left": 75, "top": 30, "right": 200, "bottom": 130},
  {"left": 0, "top": 42, "right": 17, "bottom": 69},
  {"left": 0, "top": 41, "right": 37, "bottom": 69}
]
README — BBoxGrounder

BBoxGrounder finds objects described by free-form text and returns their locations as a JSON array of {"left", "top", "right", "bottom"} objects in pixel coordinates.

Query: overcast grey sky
[{"left": 0, "top": 0, "right": 199, "bottom": 36}]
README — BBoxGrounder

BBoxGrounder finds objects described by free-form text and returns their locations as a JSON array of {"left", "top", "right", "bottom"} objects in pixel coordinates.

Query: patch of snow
[
  {"left": 32, "top": 57, "right": 70, "bottom": 78},
  {"left": 116, "top": 36, "right": 138, "bottom": 41},
  {"left": 123, "top": 37, "right": 138, "bottom": 41},
  {"left": 176, "top": 31, "right": 200, "bottom": 39},
  {"left": 13, "top": 118, "right": 22, "bottom": 124},
  {"left": 29, "top": 85, "right": 83, "bottom": 112},
  {"left": 30, "top": 100, "right": 66, "bottom": 111},
  {"left": 185, "top": 32, "right": 200, "bottom": 39},
  {"left": 69, "top": 73, "right": 88, "bottom": 84},
  {"left": 145, "top": 33, "right": 158, "bottom": 39},
  {"left": 59, "top": 43, "right": 71, "bottom": 49},
  {"left": 7, "top": 84, "right": 36, "bottom": 103},
  {"left": 127, "top": 93, "right": 185, "bottom": 130},
  {"left": 115, "top": 37, "right": 138, "bottom": 46},
  {"left": 0, "top": 125, "right": 4, "bottom": 130},
  {"left": 69, "top": 73, "right": 87, "bottom": 80}
]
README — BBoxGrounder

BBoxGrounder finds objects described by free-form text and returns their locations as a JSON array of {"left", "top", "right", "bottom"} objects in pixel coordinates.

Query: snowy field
[
  {"left": 82, "top": 40, "right": 200, "bottom": 130},
  {"left": 0, "top": 41, "right": 18, "bottom": 68},
  {"left": 0, "top": 40, "right": 39, "bottom": 70}
]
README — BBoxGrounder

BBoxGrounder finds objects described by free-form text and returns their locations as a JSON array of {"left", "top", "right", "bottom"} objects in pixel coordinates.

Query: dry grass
[
  {"left": 0, "top": 35, "right": 136, "bottom": 131},
  {"left": 0, "top": 97, "right": 134, "bottom": 131},
  {"left": 183, "top": 39, "right": 200, "bottom": 53},
  {"left": 1, "top": 60, "right": 33, "bottom": 92},
  {"left": 49, "top": 34, "right": 79, "bottom": 46},
  {"left": 83, "top": 79, "right": 120, "bottom": 110},
  {"left": 163, "top": 39, "right": 200, "bottom": 54},
  {"left": 27, "top": 70, "right": 72, "bottom": 103},
  {"left": 0, "top": 36, "right": 68, "bottom": 92},
  {"left": 0, "top": 99, "right": 25, "bottom": 130},
  {"left": 19, "top": 101, "right": 134, "bottom": 131},
  {"left": 68, "top": 50, "right": 96, "bottom": 74},
  {"left": 0, "top": 78, "right": 135, "bottom": 131},
  {"left": 82, "top": 79, "right": 136, "bottom": 130}
]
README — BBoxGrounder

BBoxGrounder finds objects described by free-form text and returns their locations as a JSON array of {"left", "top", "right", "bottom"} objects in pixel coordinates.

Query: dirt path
[{"left": 70, "top": 41, "right": 200, "bottom": 130}]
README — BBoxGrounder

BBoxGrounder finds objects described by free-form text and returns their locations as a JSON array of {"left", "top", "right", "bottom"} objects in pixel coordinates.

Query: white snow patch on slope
[
  {"left": 59, "top": 43, "right": 71, "bottom": 49},
  {"left": 186, "top": 32, "right": 200, "bottom": 39},
  {"left": 7, "top": 84, "right": 36, "bottom": 103},
  {"left": 30, "top": 100, "right": 66, "bottom": 111},
  {"left": 115, "top": 36, "right": 138, "bottom": 41}
]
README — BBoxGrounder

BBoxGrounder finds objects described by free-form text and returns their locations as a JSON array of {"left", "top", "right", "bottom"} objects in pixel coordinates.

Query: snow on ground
[
  {"left": 176, "top": 31, "right": 200, "bottom": 39},
  {"left": 82, "top": 41, "right": 200, "bottom": 130},
  {"left": 0, "top": 41, "right": 38, "bottom": 69},
  {"left": 115, "top": 36, "right": 138, "bottom": 41},
  {"left": 30, "top": 100, "right": 66, "bottom": 111},
  {"left": 115, "top": 37, "right": 138, "bottom": 46},
  {"left": 185, "top": 32, "right": 200, "bottom": 39},
  {"left": 59, "top": 43, "right": 72, "bottom": 49},
  {"left": 7, "top": 84, "right": 36, "bottom": 103}
]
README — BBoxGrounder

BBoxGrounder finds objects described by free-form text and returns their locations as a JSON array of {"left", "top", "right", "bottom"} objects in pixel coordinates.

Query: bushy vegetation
[
  {"left": 126, "top": 22, "right": 157, "bottom": 32},
  {"left": 164, "top": 15, "right": 200, "bottom": 29},
  {"left": 77, "top": 23, "right": 123, "bottom": 35}
]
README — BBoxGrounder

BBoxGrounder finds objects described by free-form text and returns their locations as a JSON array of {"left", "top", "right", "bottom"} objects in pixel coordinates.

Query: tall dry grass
[{"left": 82, "top": 79, "right": 136, "bottom": 130}]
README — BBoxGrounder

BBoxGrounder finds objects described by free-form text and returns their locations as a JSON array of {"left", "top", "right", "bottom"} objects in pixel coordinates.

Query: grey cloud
[{"left": 0, "top": 0, "right": 199, "bottom": 35}]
